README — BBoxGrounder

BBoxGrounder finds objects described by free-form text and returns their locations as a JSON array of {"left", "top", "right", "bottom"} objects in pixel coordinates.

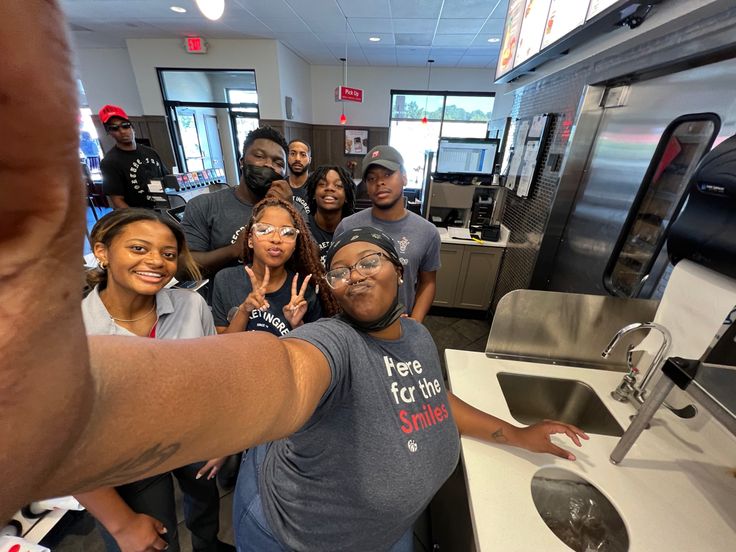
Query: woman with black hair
[
  {"left": 304, "top": 165, "right": 356, "bottom": 266},
  {"left": 76, "top": 208, "right": 232, "bottom": 552},
  {"left": 211, "top": 195, "right": 340, "bottom": 335}
]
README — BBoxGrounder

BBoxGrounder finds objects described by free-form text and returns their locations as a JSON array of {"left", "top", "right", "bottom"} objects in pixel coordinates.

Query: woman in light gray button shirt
[{"left": 76, "top": 208, "right": 233, "bottom": 552}]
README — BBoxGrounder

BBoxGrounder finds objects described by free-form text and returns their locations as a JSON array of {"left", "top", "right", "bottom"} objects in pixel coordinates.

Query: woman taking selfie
[
  {"left": 76, "top": 208, "right": 232, "bottom": 552},
  {"left": 0, "top": 8, "right": 586, "bottom": 543},
  {"left": 211, "top": 196, "right": 339, "bottom": 335}
]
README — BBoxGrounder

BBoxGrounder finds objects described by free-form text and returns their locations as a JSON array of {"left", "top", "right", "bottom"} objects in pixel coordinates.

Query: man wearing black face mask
[{"left": 182, "top": 126, "right": 294, "bottom": 282}]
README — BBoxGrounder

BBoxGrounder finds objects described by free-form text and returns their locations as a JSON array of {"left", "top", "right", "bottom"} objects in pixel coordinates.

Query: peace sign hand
[
  {"left": 283, "top": 273, "right": 312, "bottom": 328},
  {"left": 242, "top": 265, "right": 271, "bottom": 315}
]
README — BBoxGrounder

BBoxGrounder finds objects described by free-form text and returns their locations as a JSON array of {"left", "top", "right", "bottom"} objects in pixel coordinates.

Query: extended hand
[
  {"left": 241, "top": 265, "right": 271, "bottom": 315},
  {"left": 197, "top": 457, "right": 226, "bottom": 480},
  {"left": 514, "top": 420, "right": 589, "bottom": 461},
  {"left": 266, "top": 180, "right": 293, "bottom": 203},
  {"left": 112, "top": 512, "right": 169, "bottom": 552},
  {"left": 283, "top": 273, "right": 312, "bottom": 328}
]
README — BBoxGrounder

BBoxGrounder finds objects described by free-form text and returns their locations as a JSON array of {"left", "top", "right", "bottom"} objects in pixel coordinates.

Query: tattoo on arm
[
  {"left": 491, "top": 428, "right": 507, "bottom": 443},
  {"left": 75, "top": 443, "right": 180, "bottom": 491}
]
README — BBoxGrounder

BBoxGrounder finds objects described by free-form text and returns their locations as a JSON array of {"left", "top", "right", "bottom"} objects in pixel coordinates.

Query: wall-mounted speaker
[{"left": 285, "top": 96, "right": 294, "bottom": 120}]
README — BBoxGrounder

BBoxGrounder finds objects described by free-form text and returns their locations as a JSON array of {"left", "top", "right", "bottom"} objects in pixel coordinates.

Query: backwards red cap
[{"left": 98, "top": 104, "right": 129, "bottom": 124}]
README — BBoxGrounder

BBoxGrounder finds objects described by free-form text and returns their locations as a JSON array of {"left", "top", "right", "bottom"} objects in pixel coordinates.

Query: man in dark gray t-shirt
[{"left": 182, "top": 126, "right": 302, "bottom": 283}]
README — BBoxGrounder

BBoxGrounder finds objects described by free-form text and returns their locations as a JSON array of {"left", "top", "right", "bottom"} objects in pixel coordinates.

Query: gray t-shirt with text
[
  {"left": 182, "top": 187, "right": 252, "bottom": 255},
  {"left": 261, "top": 317, "right": 460, "bottom": 551}
]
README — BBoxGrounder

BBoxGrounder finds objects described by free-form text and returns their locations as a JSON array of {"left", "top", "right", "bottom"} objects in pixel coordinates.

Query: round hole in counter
[{"left": 530, "top": 467, "right": 629, "bottom": 552}]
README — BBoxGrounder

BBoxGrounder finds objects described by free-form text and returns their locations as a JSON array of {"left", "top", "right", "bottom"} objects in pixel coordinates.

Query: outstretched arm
[
  {"left": 447, "top": 393, "right": 588, "bottom": 461},
  {"left": 0, "top": 0, "right": 95, "bottom": 522},
  {"left": 39, "top": 333, "right": 331, "bottom": 506}
]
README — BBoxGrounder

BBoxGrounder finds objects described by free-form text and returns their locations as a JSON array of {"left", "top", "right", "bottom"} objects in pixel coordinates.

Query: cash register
[{"left": 423, "top": 137, "right": 503, "bottom": 240}]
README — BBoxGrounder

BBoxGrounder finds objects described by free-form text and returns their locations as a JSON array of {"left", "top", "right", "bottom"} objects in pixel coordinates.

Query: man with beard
[
  {"left": 334, "top": 146, "right": 440, "bottom": 323},
  {"left": 287, "top": 139, "right": 312, "bottom": 215},
  {"left": 98, "top": 104, "right": 168, "bottom": 209},
  {"left": 181, "top": 126, "right": 293, "bottom": 280},
  {"left": 305, "top": 165, "right": 356, "bottom": 266}
]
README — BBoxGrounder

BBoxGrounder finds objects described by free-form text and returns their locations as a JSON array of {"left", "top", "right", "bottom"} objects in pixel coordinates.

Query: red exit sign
[
  {"left": 185, "top": 36, "right": 207, "bottom": 54},
  {"left": 335, "top": 86, "right": 364, "bottom": 103}
]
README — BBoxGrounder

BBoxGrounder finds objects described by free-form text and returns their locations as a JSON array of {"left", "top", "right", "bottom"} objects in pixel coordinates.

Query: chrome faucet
[{"left": 602, "top": 322, "right": 672, "bottom": 404}]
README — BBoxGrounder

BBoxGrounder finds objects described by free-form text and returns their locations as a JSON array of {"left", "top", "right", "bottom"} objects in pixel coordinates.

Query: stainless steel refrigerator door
[{"left": 546, "top": 58, "right": 736, "bottom": 295}]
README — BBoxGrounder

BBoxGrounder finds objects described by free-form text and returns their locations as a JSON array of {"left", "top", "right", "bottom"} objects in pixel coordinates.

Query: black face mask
[
  {"left": 338, "top": 294, "right": 405, "bottom": 333},
  {"left": 243, "top": 164, "right": 283, "bottom": 199}
]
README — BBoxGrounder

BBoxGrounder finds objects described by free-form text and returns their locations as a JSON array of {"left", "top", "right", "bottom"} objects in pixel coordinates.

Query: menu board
[
  {"left": 496, "top": 0, "right": 526, "bottom": 79},
  {"left": 495, "top": 0, "right": 628, "bottom": 80},
  {"left": 514, "top": 0, "right": 553, "bottom": 67},
  {"left": 542, "top": 0, "right": 588, "bottom": 49},
  {"left": 587, "top": 0, "right": 620, "bottom": 20}
]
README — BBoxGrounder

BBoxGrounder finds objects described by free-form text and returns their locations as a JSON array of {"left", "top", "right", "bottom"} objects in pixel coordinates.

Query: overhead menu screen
[
  {"left": 587, "top": 0, "right": 620, "bottom": 20},
  {"left": 496, "top": 0, "right": 526, "bottom": 79},
  {"left": 495, "top": 0, "right": 631, "bottom": 81},
  {"left": 514, "top": 0, "right": 553, "bottom": 67},
  {"left": 542, "top": 0, "right": 588, "bottom": 49}
]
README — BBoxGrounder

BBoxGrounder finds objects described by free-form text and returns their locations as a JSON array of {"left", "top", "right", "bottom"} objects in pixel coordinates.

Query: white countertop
[
  {"left": 438, "top": 224, "right": 509, "bottom": 249},
  {"left": 446, "top": 350, "right": 736, "bottom": 551}
]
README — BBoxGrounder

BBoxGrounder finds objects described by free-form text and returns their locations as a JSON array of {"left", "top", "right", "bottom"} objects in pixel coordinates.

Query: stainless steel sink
[
  {"left": 531, "top": 467, "right": 629, "bottom": 552},
  {"left": 497, "top": 372, "right": 624, "bottom": 436}
]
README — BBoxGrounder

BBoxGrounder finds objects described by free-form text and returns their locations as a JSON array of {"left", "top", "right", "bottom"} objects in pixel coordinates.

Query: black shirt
[
  {"left": 307, "top": 216, "right": 334, "bottom": 268},
  {"left": 100, "top": 145, "right": 168, "bottom": 208}
]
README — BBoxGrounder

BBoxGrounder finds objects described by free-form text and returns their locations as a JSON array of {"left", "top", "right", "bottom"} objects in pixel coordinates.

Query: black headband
[{"left": 325, "top": 226, "right": 401, "bottom": 269}]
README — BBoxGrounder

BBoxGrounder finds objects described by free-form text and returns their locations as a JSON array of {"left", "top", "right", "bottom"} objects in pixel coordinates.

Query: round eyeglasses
[
  {"left": 324, "top": 252, "right": 390, "bottom": 289},
  {"left": 251, "top": 222, "right": 300, "bottom": 241}
]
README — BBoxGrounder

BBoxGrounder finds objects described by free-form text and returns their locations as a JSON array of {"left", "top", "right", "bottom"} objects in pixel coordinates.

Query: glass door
[{"left": 604, "top": 113, "right": 720, "bottom": 297}]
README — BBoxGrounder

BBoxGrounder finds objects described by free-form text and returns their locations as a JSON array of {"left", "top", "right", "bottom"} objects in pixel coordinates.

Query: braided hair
[
  {"left": 243, "top": 196, "right": 341, "bottom": 317},
  {"left": 305, "top": 165, "right": 356, "bottom": 218}
]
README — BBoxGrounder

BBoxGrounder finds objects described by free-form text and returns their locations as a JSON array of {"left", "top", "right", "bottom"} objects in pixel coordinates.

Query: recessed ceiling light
[
  {"left": 487, "top": 37, "right": 500, "bottom": 43},
  {"left": 170, "top": 6, "right": 187, "bottom": 13},
  {"left": 369, "top": 37, "right": 381, "bottom": 42},
  {"left": 196, "top": 0, "right": 225, "bottom": 20}
]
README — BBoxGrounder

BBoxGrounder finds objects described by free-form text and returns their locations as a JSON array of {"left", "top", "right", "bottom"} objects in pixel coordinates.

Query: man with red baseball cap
[{"left": 98, "top": 104, "right": 168, "bottom": 209}]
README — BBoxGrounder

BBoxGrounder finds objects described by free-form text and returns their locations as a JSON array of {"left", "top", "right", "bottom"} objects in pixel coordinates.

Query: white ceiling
[{"left": 60, "top": 0, "right": 508, "bottom": 68}]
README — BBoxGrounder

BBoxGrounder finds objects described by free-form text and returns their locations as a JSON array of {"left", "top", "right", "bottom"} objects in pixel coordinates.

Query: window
[
  {"left": 389, "top": 91, "right": 495, "bottom": 188},
  {"left": 158, "top": 69, "right": 260, "bottom": 179},
  {"left": 604, "top": 114, "right": 720, "bottom": 297}
]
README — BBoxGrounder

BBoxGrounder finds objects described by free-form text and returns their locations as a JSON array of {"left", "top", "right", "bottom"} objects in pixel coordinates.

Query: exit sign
[
  {"left": 185, "top": 36, "right": 207, "bottom": 54},
  {"left": 335, "top": 86, "right": 364, "bottom": 103}
]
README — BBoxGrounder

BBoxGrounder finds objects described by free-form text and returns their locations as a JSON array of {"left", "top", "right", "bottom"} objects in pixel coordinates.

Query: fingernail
[
  {"left": 162, "top": 527, "right": 168, "bottom": 534},
  {"left": 568, "top": 454, "right": 576, "bottom": 461},
  {"left": 196, "top": 473, "right": 202, "bottom": 479}
]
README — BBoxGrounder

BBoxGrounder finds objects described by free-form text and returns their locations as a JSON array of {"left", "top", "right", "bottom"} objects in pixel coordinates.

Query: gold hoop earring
[{"left": 98, "top": 260, "right": 107, "bottom": 270}]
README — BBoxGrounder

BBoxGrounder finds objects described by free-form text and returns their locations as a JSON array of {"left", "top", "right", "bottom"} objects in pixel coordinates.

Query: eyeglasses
[
  {"left": 251, "top": 222, "right": 300, "bottom": 241},
  {"left": 324, "top": 252, "right": 389, "bottom": 289},
  {"left": 106, "top": 122, "right": 132, "bottom": 132}
]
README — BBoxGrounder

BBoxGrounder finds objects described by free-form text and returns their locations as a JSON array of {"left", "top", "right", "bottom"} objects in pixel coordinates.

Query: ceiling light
[
  {"left": 195, "top": 0, "right": 225, "bottom": 21},
  {"left": 369, "top": 37, "right": 381, "bottom": 42},
  {"left": 487, "top": 37, "right": 500, "bottom": 43},
  {"left": 170, "top": 6, "right": 187, "bottom": 13}
]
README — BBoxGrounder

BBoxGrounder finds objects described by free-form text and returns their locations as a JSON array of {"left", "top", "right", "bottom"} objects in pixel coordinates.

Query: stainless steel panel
[
  {"left": 486, "top": 289, "right": 658, "bottom": 369},
  {"left": 547, "top": 57, "right": 736, "bottom": 295}
]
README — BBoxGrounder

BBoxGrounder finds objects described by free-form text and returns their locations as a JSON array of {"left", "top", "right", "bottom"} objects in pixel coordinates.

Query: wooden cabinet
[{"left": 434, "top": 243, "right": 503, "bottom": 310}]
